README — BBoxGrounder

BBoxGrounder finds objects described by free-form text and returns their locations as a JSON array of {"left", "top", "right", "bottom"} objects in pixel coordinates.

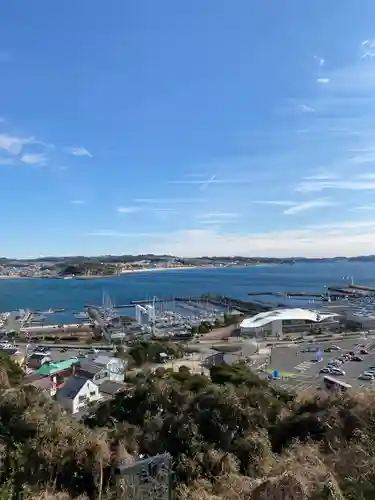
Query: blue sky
[{"left": 1, "top": 1, "right": 375, "bottom": 258}]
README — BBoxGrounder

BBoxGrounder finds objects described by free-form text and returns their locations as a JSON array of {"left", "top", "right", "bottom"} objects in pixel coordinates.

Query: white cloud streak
[
  {"left": 0, "top": 134, "right": 35, "bottom": 155},
  {"left": 283, "top": 199, "right": 337, "bottom": 215},
  {"left": 316, "top": 78, "right": 330, "bottom": 84},
  {"left": 71, "top": 200, "right": 86, "bottom": 205},
  {"left": 296, "top": 179, "right": 375, "bottom": 192},
  {"left": 253, "top": 200, "right": 295, "bottom": 206},
  {"left": 361, "top": 39, "right": 375, "bottom": 59},
  {"left": 65, "top": 147, "right": 92, "bottom": 158},
  {"left": 299, "top": 104, "right": 316, "bottom": 113},
  {"left": 87, "top": 231, "right": 165, "bottom": 238},
  {"left": 168, "top": 177, "right": 252, "bottom": 186},
  {"left": 135, "top": 198, "right": 205, "bottom": 204},
  {"left": 314, "top": 56, "right": 325, "bottom": 67},
  {"left": 117, "top": 206, "right": 141, "bottom": 214},
  {"left": 196, "top": 212, "right": 240, "bottom": 224},
  {"left": 20, "top": 153, "right": 48, "bottom": 166}
]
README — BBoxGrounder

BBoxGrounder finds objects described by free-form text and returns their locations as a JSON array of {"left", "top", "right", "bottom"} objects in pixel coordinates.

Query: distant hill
[{"left": 1, "top": 254, "right": 375, "bottom": 266}]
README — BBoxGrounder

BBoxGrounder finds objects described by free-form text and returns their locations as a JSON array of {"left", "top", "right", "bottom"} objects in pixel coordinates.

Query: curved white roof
[{"left": 240, "top": 308, "right": 338, "bottom": 329}]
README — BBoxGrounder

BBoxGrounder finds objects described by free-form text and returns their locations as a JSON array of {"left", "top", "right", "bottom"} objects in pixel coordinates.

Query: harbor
[{"left": 1, "top": 264, "right": 375, "bottom": 345}]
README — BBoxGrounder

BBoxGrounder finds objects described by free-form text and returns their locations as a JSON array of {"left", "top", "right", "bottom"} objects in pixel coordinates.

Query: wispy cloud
[
  {"left": 316, "top": 78, "right": 330, "bottom": 84},
  {"left": 314, "top": 55, "right": 325, "bottom": 67},
  {"left": 299, "top": 104, "right": 316, "bottom": 113},
  {"left": 361, "top": 39, "right": 375, "bottom": 59},
  {"left": 296, "top": 179, "right": 375, "bottom": 192},
  {"left": 150, "top": 220, "right": 375, "bottom": 258},
  {"left": 87, "top": 230, "right": 164, "bottom": 238},
  {"left": 0, "top": 134, "right": 35, "bottom": 155},
  {"left": 65, "top": 147, "right": 92, "bottom": 158},
  {"left": 283, "top": 198, "right": 337, "bottom": 215},
  {"left": 196, "top": 212, "right": 240, "bottom": 224},
  {"left": 253, "top": 200, "right": 295, "bottom": 206},
  {"left": 351, "top": 204, "right": 375, "bottom": 211},
  {"left": 20, "top": 153, "right": 48, "bottom": 166},
  {"left": 71, "top": 200, "right": 86, "bottom": 205},
  {"left": 348, "top": 148, "right": 375, "bottom": 164},
  {"left": 303, "top": 172, "right": 339, "bottom": 181},
  {"left": 200, "top": 174, "right": 217, "bottom": 191},
  {"left": 135, "top": 197, "right": 205, "bottom": 204},
  {"left": 117, "top": 206, "right": 141, "bottom": 214},
  {"left": 169, "top": 177, "right": 252, "bottom": 186}
]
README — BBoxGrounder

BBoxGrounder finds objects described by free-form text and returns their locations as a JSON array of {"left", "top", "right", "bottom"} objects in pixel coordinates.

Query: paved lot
[
  {"left": 25, "top": 346, "right": 113, "bottom": 363},
  {"left": 267, "top": 335, "right": 375, "bottom": 391}
]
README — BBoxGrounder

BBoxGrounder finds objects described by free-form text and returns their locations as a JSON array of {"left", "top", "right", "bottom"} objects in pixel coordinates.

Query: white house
[
  {"left": 56, "top": 375, "right": 102, "bottom": 414},
  {"left": 91, "top": 355, "right": 125, "bottom": 383}
]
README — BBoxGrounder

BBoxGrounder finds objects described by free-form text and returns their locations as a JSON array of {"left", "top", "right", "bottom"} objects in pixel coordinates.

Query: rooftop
[
  {"left": 35, "top": 358, "right": 79, "bottom": 376},
  {"left": 240, "top": 308, "right": 338, "bottom": 329},
  {"left": 57, "top": 376, "right": 88, "bottom": 400}
]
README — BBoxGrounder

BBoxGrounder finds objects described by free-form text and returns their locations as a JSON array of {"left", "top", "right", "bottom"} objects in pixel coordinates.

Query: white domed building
[{"left": 240, "top": 308, "right": 339, "bottom": 339}]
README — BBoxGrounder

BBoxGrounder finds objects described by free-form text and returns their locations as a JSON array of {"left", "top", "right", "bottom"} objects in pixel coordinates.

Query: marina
[{"left": 0, "top": 263, "right": 375, "bottom": 343}]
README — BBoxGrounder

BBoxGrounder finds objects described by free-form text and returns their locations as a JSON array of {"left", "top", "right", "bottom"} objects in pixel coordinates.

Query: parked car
[
  {"left": 320, "top": 367, "right": 331, "bottom": 374},
  {"left": 331, "top": 345, "right": 341, "bottom": 351},
  {"left": 363, "top": 371, "right": 375, "bottom": 378},
  {"left": 360, "top": 349, "right": 369, "bottom": 355},
  {"left": 351, "top": 356, "right": 364, "bottom": 362},
  {"left": 330, "top": 367, "right": 346, "bottom": 376},
  {"left": 359, "top": 373, "right": 374, "bottom": 381}
]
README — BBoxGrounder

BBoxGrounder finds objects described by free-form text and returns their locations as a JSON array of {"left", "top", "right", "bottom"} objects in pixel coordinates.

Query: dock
[{"left": 350, "top": 284, "right": 375, "bottom": 293}]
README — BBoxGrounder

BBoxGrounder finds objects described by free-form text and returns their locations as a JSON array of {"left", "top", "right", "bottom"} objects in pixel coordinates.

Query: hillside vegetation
[{"left": 0, "top": 357, "right": 375, "bottom": 499}]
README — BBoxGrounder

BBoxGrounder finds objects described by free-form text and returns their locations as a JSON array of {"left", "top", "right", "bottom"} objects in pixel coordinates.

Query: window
[
  {"left": 78, "top": 395, "right": 86, "bottom": 402},
  {"left": 90, "top": 391, "right": 96, "bottom": 397}
]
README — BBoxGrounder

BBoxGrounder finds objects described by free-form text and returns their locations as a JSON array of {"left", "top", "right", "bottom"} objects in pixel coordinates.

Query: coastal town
[
  {"left": 0, "top": 277, "right": 375, "bottom": 419},
  {"left": 0, "top": 255, "right": 274, "bottom": 278},
  {"left": 1, "top": 254, "right": 374, "bottom": 278}
]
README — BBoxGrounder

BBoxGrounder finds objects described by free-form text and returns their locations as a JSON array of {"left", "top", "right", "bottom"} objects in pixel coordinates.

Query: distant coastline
[{"left": 0, "top": 262, "right": 273, "bottom": 280}]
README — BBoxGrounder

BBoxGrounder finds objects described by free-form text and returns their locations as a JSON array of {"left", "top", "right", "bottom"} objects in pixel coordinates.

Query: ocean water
[{"left": 1, "top": 261, "right": 375, "bottom": 324}]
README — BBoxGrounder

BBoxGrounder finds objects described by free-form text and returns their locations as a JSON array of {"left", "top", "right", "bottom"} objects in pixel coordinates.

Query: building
[
  {"left": 24, "top": 374, "right": 63, "bottom": 397},
  {"left": 90, "top": 355, "right": 125, "bottom": 383},
  {"left": 76, "top": 359, "right": 109, "bottom": 384},
  {"left": 27, "top": 352, "right": 51, "bottom": 369},
  {"left": 56, "top": 375, "right": 101, "bottom": 414},
  {"left": 34, "top": 358, "right": 79, "bottom": 377},
  {"left": 99, "top": 380, "right": 127, "bottom": 400},
  {"left": 240, "top": 308, "right": 339, "bottom": 338}
]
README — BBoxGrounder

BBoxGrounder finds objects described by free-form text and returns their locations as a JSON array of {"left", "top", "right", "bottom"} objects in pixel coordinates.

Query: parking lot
[
  {"left": 266, "top": 336, "right": 375, "bottom": 391},
  {"left": 23, "top": 345, "right": 113, "bottom": 363}
]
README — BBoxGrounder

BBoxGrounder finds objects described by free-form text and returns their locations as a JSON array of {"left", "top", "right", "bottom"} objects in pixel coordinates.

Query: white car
[
  {"left": 331, "top": 345, "right": 342, "bottom": 351},
  {"left": 320, "top": 367, "right": 331, "bottom": 374},
  {"left": 359, "top": 373, "right": 374, "bottom": 381},
  {"left": 330, "top": 368, "right": 345, "bottom": 376}
]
